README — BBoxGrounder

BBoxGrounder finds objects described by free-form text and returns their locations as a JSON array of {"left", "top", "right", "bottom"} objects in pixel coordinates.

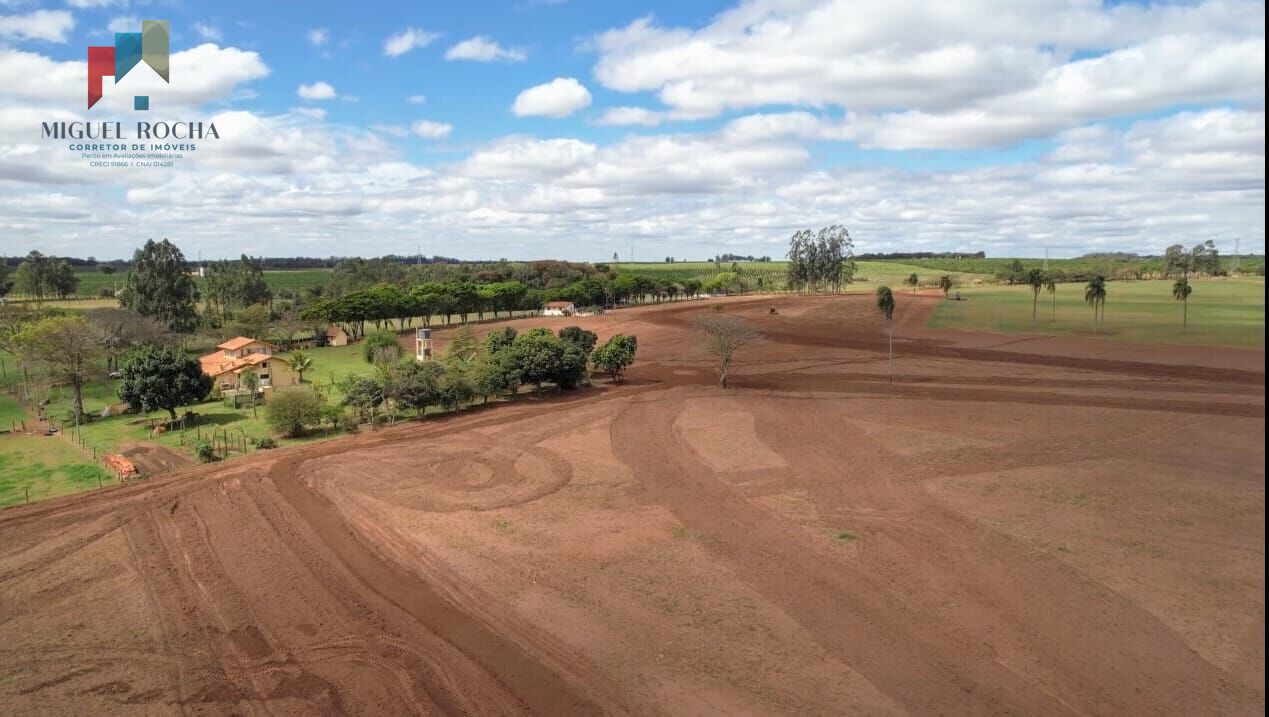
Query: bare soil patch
[{"left": 1, "top": 295, "right": 1263, "bottom": 714}]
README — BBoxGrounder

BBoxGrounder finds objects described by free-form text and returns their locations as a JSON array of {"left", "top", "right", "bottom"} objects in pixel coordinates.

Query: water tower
[{"left": 416, "top": 328, "right": 434, "bottom": 362}]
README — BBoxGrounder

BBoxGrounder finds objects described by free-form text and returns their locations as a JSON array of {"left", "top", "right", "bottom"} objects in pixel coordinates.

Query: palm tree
[
  {"left": 1044, "top": 275, "right": 1057, "bottom": 322},
  {"left": 876, "top": 286, "right": 895, "bottom": 384},
  {"left": 1172, "top": 277, "right": 1192, "bottom": 329},
  {"left": 1084, "top": 276, "right": 1107, "bottom": 333},
  {"left": 1026, "top": 269, "right": 1045, "bottom": 321},
  {"left": 906, "top": 273, "right": 919, "bottom": 295},
  {"left": 937, "top": 275, "right": 954, "bottom": 299},
  {"left": 289, "top": 349, "right": 313, "bottom": 383}
]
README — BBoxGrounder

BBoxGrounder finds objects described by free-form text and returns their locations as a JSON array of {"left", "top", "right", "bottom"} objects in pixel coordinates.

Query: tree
[
  {"left": 13, "top": 251, "right": 53, "bottom": 304},
  {"left": 1084, "top": 276, "right": 1107, "bottom": 333},
  {"left": 265, "top": 387, "right": 327, "bottom": 437},
  {"left": 1162, "top": 244, "right": 1190, "bottom": 278},
  {"left": 501, "top": 330, "right": 587, "bottom": 392},
  {"left": 876, "top": 286, "right": 896, "bottom": 384},
  {"left": 89, "top": 307, "right": 168, "bottom": 372},
  {"left": 393, "top": 360, "right": 444, "bottom": 415},
  {"left": 289, "top": 350, "right": 313, "bottom": 383},
  {"left": 239, "top": 368, "right": 260, "bottom": 417},
  {"left": 1191, "top": 240, "right": 1220, "bottom": 275},
  {"left": 1173, "top": 277, "right": 1193, "bottom": 329},
  {"left": 695, "top": 314, "right": 759, "bottom": 388},
  {"left": 785, "top": 225, "right": 856, "bottom": 293},
  {"left": 470, "top": 352, "right": 519, "bottom": 402},
  {"left": 1026, "top": 269, "right": 1045, "bottom": 321},
  {"left": 0, "top": 257, "right": 11, "bottom": 299},
  {"left": 591, "top": 334, "right": 638, "bottom": 383},
  {"left": 907, "top": 273, "right": 919, "bottom": 295},
  {"left": 15, "top": 315, "right": 99, "bottom": 424},
  {"left": 1044, "top": 275, "right": 1057, "bottom": 322},
  {"left": 362, "top": 329, "right": 400, "bottom": 364},
  {"left": 937, "top": 275, "right": 954, "bottom": 299},
  {"left": 339, "top": 373, "right": 388, "bottom": 422},
  {"left": 558, "top": 326, "right": 598, "bottom": 356},
  {"left": 117, "top": 345, "right": 213, "bottom": 421},
  {"left": 120, "top": 239, "right": 199, "bottom": 332},
  {"left": 485, "top": 326, "right": 518, "bottom": 354}
]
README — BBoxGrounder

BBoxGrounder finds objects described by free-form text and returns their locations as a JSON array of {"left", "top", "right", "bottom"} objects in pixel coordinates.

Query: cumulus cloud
[
  {"left": 384, "top": 27, "right": 440, "bottom": 57},
  {"left": 307, "top": 28, "right": 329, "bottom": 47},
  {"left": 0, "top": 9, "right": 73, "bottom": 42},
  {"left": 590, "top": 0, "right": 1266, "bottom": 148},
  {"left": 66, "top": 0, "right": 119, "bottom": 7},
  {"left": 512, "top": 77, "right": 591, "bottom": 118},
  {"left": 411, "top": 120, "right": 452, "bottom": 139},
  {"left": 0, "top": 44, "right": 269, "bottom": 111},
  {"left": 407, "top": 95, "right": 427, "bottom": 105},
  {"left": 297, "top": 81, "right": 337, "bottom": 100},
  {"left": 445, "top": 36, "right": 526, "bottom": 62}
]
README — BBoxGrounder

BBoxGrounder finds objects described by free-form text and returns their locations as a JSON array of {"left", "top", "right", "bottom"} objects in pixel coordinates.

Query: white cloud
[
  {"left": 589, "top": 0, "right": 1266, "bottom": 149},
  {"left": 193, "top": 22, "right": 223, "bottom": 42},
  {"left": 383, "top": 27, "right": 440, "bottom": 57},
  {"left": 595, "top": 106, "right": 664, "bottom": 127},
  {"left": 407, "top": 94, "right": 427, "bottom": 105},
  {"left": 0, "top": 9, "right": 73, "bottom": 42},
  {"left": 66, "top": 0, "right": 119, "bottom": 7},
  {"left": 445, "top": 36, "right": 526, "bottom": 62},
  {"left": 511, "top": 77, "right": 591, "bottom": 118},
  {"left": 307, "top": 28, "right": 329, "bottom": 47},
  {"left": 0, "top": 44, "right": 268, "bottom": 111},
  {"left": 297, "top": 81, "right": 337, "bottom": 101},
  {"left": 106, "top": 15, "right": 137, "bottom": 34},
  {"left": 411, "top": 120, "right": 452, "bottom": 139}
]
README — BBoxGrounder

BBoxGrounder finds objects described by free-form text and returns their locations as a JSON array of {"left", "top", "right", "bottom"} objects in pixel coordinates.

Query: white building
[
  {"left": 416, "top": 328, "right": 434, "bottom": 362},
  {"left": 542, "top": 301, "right": 576, "bottom": 316}
]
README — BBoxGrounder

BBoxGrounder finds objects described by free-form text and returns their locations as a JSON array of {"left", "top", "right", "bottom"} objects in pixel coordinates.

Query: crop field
[
  {"left": 63, "top": 268, "right": 334, "bottom": 298},
  {"left": 620, "top": 260, "right": 989, "bottom": 292},
  {"left": 1, "top": 295, "right": 1262, "bottom": 713},
  {"left": 929, "top": 278, "right": 1265, "bottom": 347}
]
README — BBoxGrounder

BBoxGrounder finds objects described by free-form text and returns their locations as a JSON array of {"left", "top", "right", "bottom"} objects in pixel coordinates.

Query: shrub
[
  {"left": 265, "top": 387, "right": 327, "bottom": 437},
  {"left": 195, "top": 442, "right": 216, "bottom": 463},
  {"left": 256, "top": 436, "right": 278, "bottom": 449},
  {"left": 362, "top": 330, "right": 401, "bottom": 364}
]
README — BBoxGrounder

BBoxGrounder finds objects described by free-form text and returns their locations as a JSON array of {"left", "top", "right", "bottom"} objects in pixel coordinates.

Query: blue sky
[{"left": 0, "top": 0, "right": 1264, "bottom": 260}]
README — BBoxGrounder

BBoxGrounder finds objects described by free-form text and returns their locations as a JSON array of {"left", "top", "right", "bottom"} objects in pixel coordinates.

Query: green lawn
[
  {"left": 0, "top": 433, "right": 115, "bottom": 507},
  {"left": 928, "top": 278, "right": 1265, "bottom": 347}
]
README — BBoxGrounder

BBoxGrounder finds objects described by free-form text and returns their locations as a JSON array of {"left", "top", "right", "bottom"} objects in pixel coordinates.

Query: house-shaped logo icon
[{"left": 87, "top": 20, "right": 170, "bottom": 110}]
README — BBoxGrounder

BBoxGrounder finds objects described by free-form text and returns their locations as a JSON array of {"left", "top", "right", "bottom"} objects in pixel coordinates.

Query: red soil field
[{"left": 1, "top": 295, "right": 1263, "bottom": 714}]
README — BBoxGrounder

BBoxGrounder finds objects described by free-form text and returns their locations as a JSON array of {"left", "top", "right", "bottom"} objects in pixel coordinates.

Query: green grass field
[
  {"left": 51, "top": 268, "right": 335, "bottom": 299},
  {"left": 928, "top": 278, "right": 1265, "bottom": 347},
  {"left": 0, "top": 433, "right": 116, "bottom": 507},
  {"left": 619, "top": 260, "right": 989, "bottom": 292}
]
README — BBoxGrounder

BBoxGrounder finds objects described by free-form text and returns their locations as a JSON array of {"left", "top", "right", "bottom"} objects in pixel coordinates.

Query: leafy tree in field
[
  {"left": 484, "top": 326, "right": 517, "bottom": 354},
  {"left": 682, "top": 278, "right": 703, "bottom": 298},
  {"left": 12, "top": 251, "right": 74, "bottom": 304},
  {"left": 695, "top": 314, "right": 759, "bottom": 388},
  {"left": 339, "top": 373, "right": 388, "bottom": 422},
  {"left": 239, "top": 368, "right": 260, "bottom": 417},
  {"left": 435, "top": 363, "right": 475, "bottom": 411},
  {"left": 1026, "top": 269, "right": 1046, "bottom": 321},
  {"left": 0, "top": 257, "right": 10, "bottom": 299},
  {"left": 120, "top": 239, "right": 199, "bottom": 332},
  {"left": 15, "top": 315, "right": 99, "bottom": 424},
  {"left": 558, "top": 326, "right": 598, "bottom": 356},
  {"left": 289, "top": 350, "right": 313, "bottom": 383},
  {"left": 265, "top": 387, "right": 328, "bottom": 437},
  {"left": 906, "top": 273, "right": 919, "bottom": 294},
  {"left": 937, "top": 275, "right": 954, "bottom": 299},
  {"left": 1173, "top": 277, "right": 1193, "bottom": 329},
  {"left": 876, "top": 286, "right": 896, "bottom": 384},
  {"left": 1044, "top": 275, "right": 1057, "bottom": 322},
  {"left": 1162, "top": 244, "right": 1190, "bottom": 278},
  {"left": 117, "top": 345, "right": 213, "bottom": 421},
  {"left": 362, "top": 329, "right": 400, "bottom": 364},
  {"left": 591, "top": 334, "right": 638, "bottom": 383},
  {"left": 446, "top": 324, "right": 480, "bottom": 366},
  {"left": 501, "top": 330, "right": 587, "bottom": 392},
  {"left": 786, "top": 225, "right": 856, "bottom": 293},
  {"left": 392, "top": 360, "right": 444, "bottom": 415},
  {"left": 1084, "top": 276, "right": 1107, "bottom": 333},
  {"left": 1190, "top": 240, "right": 1220, "bottom": 275},
  {"left": 470, "top": 352, "right": 519, "bottom": 402}
]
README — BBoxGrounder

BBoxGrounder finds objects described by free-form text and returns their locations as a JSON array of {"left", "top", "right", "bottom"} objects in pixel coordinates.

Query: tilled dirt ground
[{"left": 0, "top": 295, "right": 1263, "bottom": 715}]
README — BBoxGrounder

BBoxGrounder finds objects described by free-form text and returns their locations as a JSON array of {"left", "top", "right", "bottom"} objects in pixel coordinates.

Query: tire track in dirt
[{"left": 268, "top": 451, "right": 607, "bottom": 716}]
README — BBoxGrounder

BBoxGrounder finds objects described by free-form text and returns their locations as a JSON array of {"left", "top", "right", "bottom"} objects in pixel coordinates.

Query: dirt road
[{"left": 1, "top": 295, "right": 1263, "bottom": 714}]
